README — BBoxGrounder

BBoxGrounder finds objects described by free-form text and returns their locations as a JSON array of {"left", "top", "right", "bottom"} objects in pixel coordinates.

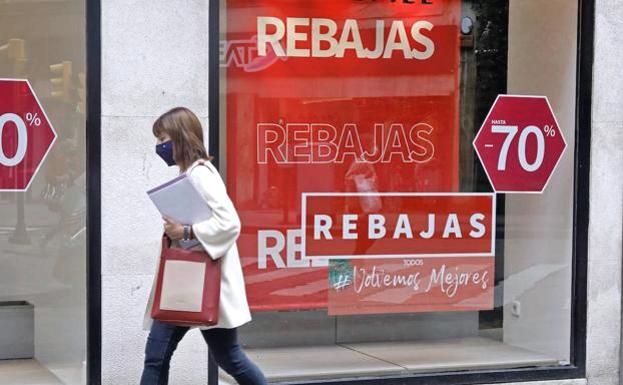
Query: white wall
[
  {"left": 101, "top": 1, "right": 211, "bottom": 383},
  {"left": 503, "top": 0, "right": 578, "bottom": 361},
  {"left": 586, "top": 1, "right": 623, "bottom": 384}
]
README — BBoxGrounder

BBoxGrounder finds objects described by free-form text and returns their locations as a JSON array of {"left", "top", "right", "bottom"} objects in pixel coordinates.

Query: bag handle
[{"left": 162, "top": 234, "right": 172, "bottom": 250}]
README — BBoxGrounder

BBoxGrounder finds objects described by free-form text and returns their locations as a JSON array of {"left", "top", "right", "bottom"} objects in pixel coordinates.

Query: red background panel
[{"left": 225, "top": 0, "right": 462, "bottom": 310}]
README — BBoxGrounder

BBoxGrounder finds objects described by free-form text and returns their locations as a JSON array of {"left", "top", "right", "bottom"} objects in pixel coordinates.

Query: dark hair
[{"left": 152, "top": 107, "right": 213, "bottom": 171}]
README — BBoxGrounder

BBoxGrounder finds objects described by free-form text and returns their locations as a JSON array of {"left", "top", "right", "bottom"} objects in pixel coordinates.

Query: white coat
[{"left": 143, "top": 159, "right": 252, "bottom": 330}]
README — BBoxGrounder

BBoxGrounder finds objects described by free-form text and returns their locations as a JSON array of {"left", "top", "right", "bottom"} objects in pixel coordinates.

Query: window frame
[
  {"left": 205, "top": 0, "right": 593, "bottom": 384},
  {"left": 85, "top": 0, "right": 593, "bottom": 383},
  {"left": 206, "top": 0, "right": 592, "bottom": 384},
  {"left": 87, "top": 0, "right": 102, "bottom": 383}
]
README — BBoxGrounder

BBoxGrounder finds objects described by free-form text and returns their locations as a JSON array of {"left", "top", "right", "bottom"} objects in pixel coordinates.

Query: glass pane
[
  {"left": 219, "top": 0, "right": 578, "bottom": 381},
  {"left": 0, "top": 2, "right": 87, "bottom": 384}
]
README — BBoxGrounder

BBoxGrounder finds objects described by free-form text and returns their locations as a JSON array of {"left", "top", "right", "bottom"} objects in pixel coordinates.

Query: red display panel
[
  {"left": 224, "top": 0, "right": 462, "bottom": 311},
  {"left": 328, "top": 257, "right": 495, "bottom": 315}
]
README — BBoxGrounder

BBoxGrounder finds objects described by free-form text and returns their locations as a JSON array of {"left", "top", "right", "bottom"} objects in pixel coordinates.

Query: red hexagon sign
[
  {"left": 0, "top": 79, "right": 57, "bottom": 191},
  {"left": 473, "top": 95, "right": 566, "bottom": 193}
]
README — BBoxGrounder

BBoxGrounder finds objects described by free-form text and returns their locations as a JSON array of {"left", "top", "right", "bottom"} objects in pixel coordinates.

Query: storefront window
[
  {"left": 0, "top": 1, "right": 87, "bottom": 384},
  {"left": 219, "top": 0, "right": 578, "bottom": 382}
]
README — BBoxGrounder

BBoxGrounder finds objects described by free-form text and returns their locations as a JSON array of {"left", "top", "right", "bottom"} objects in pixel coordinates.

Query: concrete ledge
[
  {"left": 220, "top": 336, "right": 561, "bottom": 383},
  {"left": 0, "top": 360, "right": 61, "bottom": 385},
  {"left": 0, "top": 301, "right": 34, "bottom": 360}
]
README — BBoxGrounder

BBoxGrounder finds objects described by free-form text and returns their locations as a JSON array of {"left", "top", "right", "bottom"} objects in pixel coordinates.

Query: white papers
[{"left": 147, "top": 173, "right": 213, "bottom": 249}]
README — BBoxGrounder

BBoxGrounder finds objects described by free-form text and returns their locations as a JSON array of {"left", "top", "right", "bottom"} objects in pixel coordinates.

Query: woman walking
[{"left": 140, "top": 107, "right": 267, "bottom": 385}]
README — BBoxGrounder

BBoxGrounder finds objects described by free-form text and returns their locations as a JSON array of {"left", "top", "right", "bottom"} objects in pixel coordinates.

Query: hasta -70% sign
[
  {"left": 473, "top": 95, "right": 567, "bottom": 193},
  {"left": 0, "top": 79, "right": 57, "bottom": 191}
]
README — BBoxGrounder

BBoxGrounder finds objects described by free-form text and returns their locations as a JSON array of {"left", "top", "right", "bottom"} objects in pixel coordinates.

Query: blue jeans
[{"left": 140, "top": 320, "right": 268, "bottom": 385}]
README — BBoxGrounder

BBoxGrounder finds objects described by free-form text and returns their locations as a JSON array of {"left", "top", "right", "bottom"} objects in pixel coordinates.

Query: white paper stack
[{"left": 147, "top": 173, "right": 213, "bottom": 249}]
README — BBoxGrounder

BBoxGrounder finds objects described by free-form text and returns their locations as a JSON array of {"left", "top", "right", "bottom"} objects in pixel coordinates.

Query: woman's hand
[{"left": 163, "top": 216, "right": 184, "bottom": 240}]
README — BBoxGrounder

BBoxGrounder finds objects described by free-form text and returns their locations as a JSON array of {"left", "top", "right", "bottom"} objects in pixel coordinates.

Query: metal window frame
[
  {"left": 207, "top": 1, "right": 593, "bottom": 384},
  {"left": 85, "top": 0, "right": 594, "bottom": 383},
  {"left": 86, "top": 0, "right": 101, "bottom": 383}
]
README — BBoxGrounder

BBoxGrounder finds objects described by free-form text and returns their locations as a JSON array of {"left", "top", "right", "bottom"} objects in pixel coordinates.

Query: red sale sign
[
  {"left": 0, "top": 79, "right": 57, "bottom": 191},
  {"left": 473, "top": 95, "right": 567, "bottom": 193},
  {"left": 313, "top": 193, "right": 496, "bottom": 316},
  {"left": 224, "top": 0, "right": 462, "bottom": 311},
  {"left": 302, "top": 193, "right": 496, "bottom": 259}
]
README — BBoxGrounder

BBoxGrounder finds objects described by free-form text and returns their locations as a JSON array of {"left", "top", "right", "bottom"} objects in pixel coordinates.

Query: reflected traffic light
[
  {"left": 0, "top": 38, "right": 27, "bottom": 76},
  {"left": 77, "top": 72, "right": 85, "bottom": 113},
  {"left": 49, "top": 60, "right": 72, "bottom": 102}
]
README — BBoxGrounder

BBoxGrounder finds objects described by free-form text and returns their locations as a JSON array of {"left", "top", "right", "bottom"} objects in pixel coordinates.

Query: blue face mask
[{"left": 156, "top": 140, "right": 176, "bottom": 166}]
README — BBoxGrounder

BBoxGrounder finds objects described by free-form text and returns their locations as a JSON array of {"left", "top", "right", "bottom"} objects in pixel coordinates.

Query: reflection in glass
[
  {"left": 0, "top": 1, "right": 86, "bottom": 384},
  {"left": 216, "top": 0, "right": 579, "bottom": 382}
]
